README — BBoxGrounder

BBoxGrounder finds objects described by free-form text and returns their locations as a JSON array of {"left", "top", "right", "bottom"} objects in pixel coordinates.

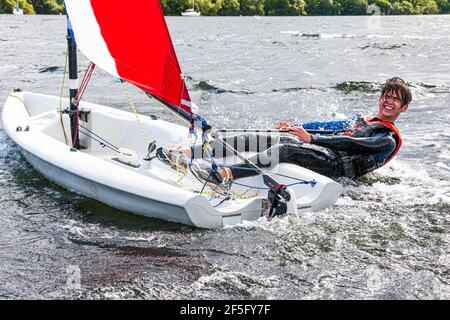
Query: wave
[
  {"left": 333, "top": 81, "right": 450, "bottom": 95},
  {"left": 360, "top": 43, "right": 407, "bottom": 50},
  {"left": 194, "top": 80, "right": 253, "bottom": 95},
  {"left": 366, "top": 34, "right": 393, "bottom": 39},
  {"left": 272, "top": 86, "right": 326, "bottom": 93},
  {"left": 194, "top": 80, "right": 449, "bottom": 96},
  {"left": 402, "top": 35, "right": 442, "bottom": 40},
  {"left": 414, "top": 82, "right": 438, "bottom": 89},
  {"left": 301, "top": 33, "right": 321, "bottom": 38},
  {"left": 280, "top": 31, "right": 357, "bottom": 39},
  {"left": 280, "top": 31, "right": 301, "bottom": 35},
  {"left": 38, "top": 66, "right": 61, "bottom": 73},
  {"left": 271, "top": 41, "right": 286, "bottom": 46},
  {"left": 319, "top": 33, "right": 357, "bottom": 39},
  {"left": 333, "top": 81, "right": 380, "bottom": 94},
  {"left": 409, "top": 82, "right": 450, "bottom": 94}
]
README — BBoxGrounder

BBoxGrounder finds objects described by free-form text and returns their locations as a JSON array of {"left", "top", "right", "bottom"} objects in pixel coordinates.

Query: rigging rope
[
  {"left": 78, "top": 128, "right": 120, "bottom": 154},
  {"left": 122, "top": 82, "right": 151, "bottom": 145},
  {"left": 74, "top": 63, "right": 95, "bottom": 105},
  {"left": 78, "top": 124, "right": 120, "bottom": 152},
  {"left": 9, "top": 94, "right": 31, "bottom": 116},
  {"left": 71, "top": 62, "right": 96, "bottom": 147},
  {"left": 59, "top": 47, "right": 69, "bottom": 145}
]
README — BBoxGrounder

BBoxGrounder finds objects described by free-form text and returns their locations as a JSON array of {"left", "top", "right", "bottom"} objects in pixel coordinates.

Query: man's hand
[
  {"left": 275, "top": 121, "right": 290, "bottom": 130},
  {"left": 288, "top": 126, "right": 312, "bottom": 143}
]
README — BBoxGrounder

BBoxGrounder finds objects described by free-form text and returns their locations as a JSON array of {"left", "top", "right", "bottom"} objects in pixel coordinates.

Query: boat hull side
[{"left": 19, "top": 146, "right": 197, "bottom": 227}]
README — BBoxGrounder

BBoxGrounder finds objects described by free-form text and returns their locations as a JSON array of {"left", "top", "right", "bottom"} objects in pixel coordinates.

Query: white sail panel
[
  {"left": 64, "top": 0, "right": 118, "bottom": 78},
  {"left": 64, "top": 0, "right": 193, "bottom": 115}
]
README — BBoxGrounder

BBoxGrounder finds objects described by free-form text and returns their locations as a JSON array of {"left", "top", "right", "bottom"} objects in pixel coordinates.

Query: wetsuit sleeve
[
  {"left": 301, "top": 119, "right": 352, "bottom": 132},
  {"left": 310, "top": 132, "right": 396, "bottom": 155}
]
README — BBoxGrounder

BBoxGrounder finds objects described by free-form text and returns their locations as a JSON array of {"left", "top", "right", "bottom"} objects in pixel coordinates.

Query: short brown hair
[{"left": 381, "top": 77, "right": 412, "bottom": 106}]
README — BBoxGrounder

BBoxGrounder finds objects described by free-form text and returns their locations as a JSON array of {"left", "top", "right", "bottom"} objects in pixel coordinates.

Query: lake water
[{"left": 0, "top": 14, "right": 449, "bottom": 299}]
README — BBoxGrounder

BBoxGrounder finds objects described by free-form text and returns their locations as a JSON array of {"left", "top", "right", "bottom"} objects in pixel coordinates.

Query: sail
[{"left": 64, "top": 0, "right": 193, "bottom": 114}]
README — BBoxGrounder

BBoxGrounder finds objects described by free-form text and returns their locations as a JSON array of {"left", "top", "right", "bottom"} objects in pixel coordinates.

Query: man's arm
[
  {"left": 288, "top": 126, "right": 396, "bottom": 155},
  {"left": 301, "top": 119, "right": 352, "bottom": 132},
  {"left": 276, "top": 119, "right": 353, "bottom": 132},
  {"left": 310, "top": 133, "right": 396, "bottom": 155}
]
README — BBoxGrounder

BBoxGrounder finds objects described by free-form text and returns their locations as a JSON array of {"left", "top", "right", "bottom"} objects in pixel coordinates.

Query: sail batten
[{"left": 64, "top": 0, "right": 193, "bottom": 115}]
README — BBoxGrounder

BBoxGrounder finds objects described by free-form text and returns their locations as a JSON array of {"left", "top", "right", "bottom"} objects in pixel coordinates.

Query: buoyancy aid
[
  {"left": 362, "top": 116, "right": 402, "bottom": 163},
  {"left": 339, "top": 116, "right": 401, "bottom": 163},
  {"left": 323, "top": 116, "right": 402, "bottom": 178}
]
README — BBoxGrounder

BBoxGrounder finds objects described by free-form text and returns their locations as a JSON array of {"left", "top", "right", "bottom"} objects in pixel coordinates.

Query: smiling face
[{"left": 377, "top": 89, "right": 409, "bottom": 122}]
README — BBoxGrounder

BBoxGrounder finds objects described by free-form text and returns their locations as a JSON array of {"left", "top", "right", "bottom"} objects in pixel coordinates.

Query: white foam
[
  {"left": 436, "top": 162, "right": 450, "bottom": 170},
  {"left": 320, "top": 33, "right": 350, "bottom": 39},
  {"left": 280, "top": 31, "right": 301, "bottom": 35},
  {"left": 367, "top": 34, "right": 393, "bottom": 39},
  {"left": 192, "top": 270, "right": 278, "bottom": 295}
]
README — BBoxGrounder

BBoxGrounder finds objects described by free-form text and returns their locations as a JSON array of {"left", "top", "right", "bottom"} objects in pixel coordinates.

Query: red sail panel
[{"left": 89, "top": 0, "right": 192, "bottom": 113}]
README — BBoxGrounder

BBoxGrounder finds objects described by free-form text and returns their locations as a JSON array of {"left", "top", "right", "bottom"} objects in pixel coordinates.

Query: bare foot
[{"left": 219, "top": 167, "right": 233, "bottom": 180}]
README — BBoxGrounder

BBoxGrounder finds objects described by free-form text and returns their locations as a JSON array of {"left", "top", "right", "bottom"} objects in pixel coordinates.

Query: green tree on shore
[
  {"left": 1, "top": 0, "right": 34, "bottom": 13},
  {"left": 436, "top": 0, "right": 450, "bottom": 12},
  {"left": 305, "top": 0, "right": 338, "bottom": 15},
  {"left": 0, "top": 0, "right": 448, "bottom": 15},
  {"left": 265, "top": 0, "right": 307, "bottom": 15},
  {"left": 239, "top": 0, "right": 265, "bottom": 15},
  {"left": 218, "top": 0, "right": 241, "bottom": 15},
  {"left": 28, "top": 0, "right": 64, "bottom": 14},
  {"left": 339, "top": 0, "right": 368, "bottom": 14}
]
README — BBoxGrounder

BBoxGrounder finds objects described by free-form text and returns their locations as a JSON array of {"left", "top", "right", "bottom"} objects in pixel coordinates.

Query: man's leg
[
  {"left": 165, "top": 133, "right": 279, "bottom": 160},
  {"left": 228, "top": 143, "right": 342, "bottom": 180}
]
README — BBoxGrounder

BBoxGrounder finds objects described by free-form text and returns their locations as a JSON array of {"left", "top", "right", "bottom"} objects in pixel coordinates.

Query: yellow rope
[
  {"left": 174, "top": 152, "right": 188, "bottom": 184},
  {"left": 187, "top": 186, "right": 259, "bottom": 200},
  {"left": 59, "top": 47, "right": 69, "bottom": 145},
  {"left": 122, "top": 82, "right": 151, "bottom": 145},
  {"left": 189, "top": 188, "right": 221, "bottom": 198},
  {"left": 141, "top": 95, "right": 259, "bottom": 199},
  {"left": 9, "top": 93, "right": 31, "bottom": 116},
  {"left": 163, "top": 143, "right": 259, "bottom": 199},
  {"left": 202, "top": 141, "right": 211, "bottom": 151}
]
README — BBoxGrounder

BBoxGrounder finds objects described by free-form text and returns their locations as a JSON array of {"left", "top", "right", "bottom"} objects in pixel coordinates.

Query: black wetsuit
[{"left": 225, "top": 116, "right": 400, "bottom": 180}]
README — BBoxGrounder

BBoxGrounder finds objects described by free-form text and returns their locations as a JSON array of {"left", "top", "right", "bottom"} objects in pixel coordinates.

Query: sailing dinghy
[{"left": 1, "top": 0, "right": 343, "bottom": 228}]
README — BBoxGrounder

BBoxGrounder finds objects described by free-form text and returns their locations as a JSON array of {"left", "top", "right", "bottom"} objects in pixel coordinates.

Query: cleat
[{"left": 156, "top": 147, "right": 189, "bottom": 172}]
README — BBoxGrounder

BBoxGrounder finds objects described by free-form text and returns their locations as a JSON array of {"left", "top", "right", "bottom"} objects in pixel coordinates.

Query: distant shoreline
[
  {"left": 3, "top": 13, "right": 450, "bottom": 16},
  {"left": 1, "top": 0, "right": 449, "bottom": 16}
]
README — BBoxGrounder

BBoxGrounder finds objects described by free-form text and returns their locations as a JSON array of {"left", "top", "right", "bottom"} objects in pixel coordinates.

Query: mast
[{"left": 67, "top": 29, "right": 79, "bottom": 149}]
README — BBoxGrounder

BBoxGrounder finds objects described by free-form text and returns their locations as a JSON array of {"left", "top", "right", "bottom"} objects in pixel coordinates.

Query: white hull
[
  {"left": 1, "top": 91, "right": 343, "bottom": 228},
  {"left": 181, "top": 11, "right": 201, "bottom": 16},
  {"left": 20, "top": 148, "right": 196, "bottom": 225},
  {"left": 13, "top": 8, "right": 23, "bottom": 15}
]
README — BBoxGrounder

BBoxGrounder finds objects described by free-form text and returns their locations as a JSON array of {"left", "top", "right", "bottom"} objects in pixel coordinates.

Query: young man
[{"left": 159, "top": 77, "right": 411, "bottom": 185}]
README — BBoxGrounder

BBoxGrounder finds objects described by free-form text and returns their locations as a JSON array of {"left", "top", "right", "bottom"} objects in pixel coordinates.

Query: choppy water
[{"left": 0, "top": 14, "right": 450, "bottom": 299}]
